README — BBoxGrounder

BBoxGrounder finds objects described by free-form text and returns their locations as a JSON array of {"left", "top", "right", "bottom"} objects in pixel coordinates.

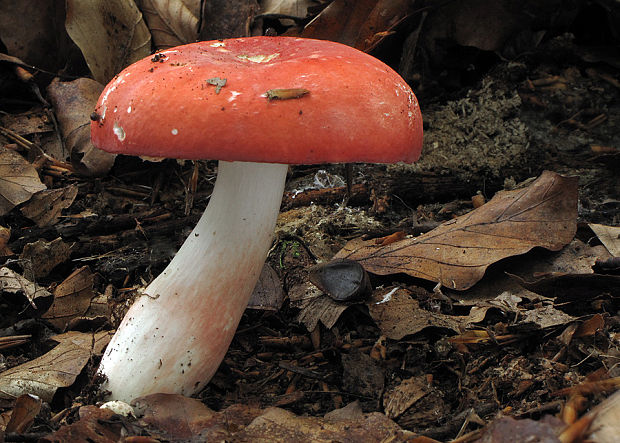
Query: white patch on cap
[
  {"left": 237, "top": 53, "right": 280, "bottom": 63},
  {"left": 113, "top": 122, "right": 126, "bottom": 141},
  {"left": 100, "top": 72, "right": 131, "bottom": 115},
  {"left": 210, "top": 42, "right": 225, "bottom": 47},
  {"left": 408, "top": 111, "right": 413, "bottom": 117},
  {"left": 127, "top": 106, "right": 132, "bottom": 113},
  {"left": 171, "top": 128, "right": 178, "bottom": 135},
  {"left": 228, "top": 91, "right": 241, "bottom": 102}
]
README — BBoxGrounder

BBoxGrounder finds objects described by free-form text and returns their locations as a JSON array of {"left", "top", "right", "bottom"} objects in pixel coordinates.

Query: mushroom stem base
[{"left": 98, "top": 161, "right": 288, "bottom": 402}]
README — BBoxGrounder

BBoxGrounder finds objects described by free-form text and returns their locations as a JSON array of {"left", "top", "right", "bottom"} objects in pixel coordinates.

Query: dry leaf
[
  {"left": 0, "top": 267, "right": 52, "bottom": 312},
  {"left": 136, "top": 0, "right": 200, "bottom": 49},
  {"left": 20, "top": 185, "right": 78, "bottom": 227},
  {"left": 199, "top": 0, "right": 259, "bottom": 40},
  {"left": 442, "top": 238, "right": 611, "bottom": 311},
  {"left": 236, "top": 407, "right": 412, "bottom": 441},
  {"left": 337, "top": 171, "right": 578, "bottom": 290},
  {"left": 20, "top": 238, "right": 71, "bottom": 279},
  {"left": 261, "top": 0, "right": 316, "bottom": 18},
  {"left": 0, "top": 331, "right": 112, "bottom": 402},
  {"left": 383, "top": 376, "right": 430, "bottom": 419},
  {"left": 324, "top": 400, "right": 364, "bottom": 422},
  {"left": 478, "top": 416, "right": 564, "bottom": 443},
  {"left": 519, "top": 304, "right": 577, "bottom": 329},
  {"left": 248, "top": 263, "right": 284, "bottom": 311},
  {"left": 299, "top": 0, "right": 412, "bottom": 51},
  {"left": 40, "top": 405, "right": 122, "bottom": 443},
  {"left": 589, "top": 223, "right": 620, "bottom": 257},
  {"left": 65, "top": 0, "right": 151, "bottom": 84},
  {"left": 0, "top": 0, "right": 73, "bottom": 72},
  {"left": 0, "top": 108, "right": 54, "bottom": 136},
  {"left": 509, "top": 273, "right": 620, "bottom": 301},
  {"left": 574, "top": 314, "right": 605, "bottom": 338},
  {"left": 47, "top": 78, "right": 115, "bottom": 176},
  {"left": 133, "top": 394, "right": 218, "bottom": 439},
  {"left": 368, "top": 287, "right": 463, "bottom": 339},
  {"left": 42, "top": 266, "right": 95, "bottom": 331},
  {"left": 5, "top": 394, "right": 42, "bottom": 433},
  {"left": 289, "top": 282, "right": 350, "bottom": 330},
  {"left": 0, "top": 147, "right": 46, "bottom": 216},
  {"left": 422, "top": 0, "right": 526, "bottom": 53},
  {"left": 132, "top": 394, "right": 263, "bottom": 440},
  {"left": 0, "top": 107, "right": 64, "bottom": 162},
  {"left": 342, "top": 351, "right": 384, "bottom": 398},
  {"left": 586, "top": 390, "right": 620, "bottom": 443},
  {"left": 0, "top": 225, "right": 12, "bottom": 255}
]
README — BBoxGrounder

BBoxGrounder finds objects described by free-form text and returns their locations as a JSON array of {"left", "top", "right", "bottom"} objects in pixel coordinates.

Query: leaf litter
[
  {"left": 1, "top": 0, "right": 619, "bottom": 441},
  {"left": 336, "top": 171, "right": 578, "bottom": 290}
]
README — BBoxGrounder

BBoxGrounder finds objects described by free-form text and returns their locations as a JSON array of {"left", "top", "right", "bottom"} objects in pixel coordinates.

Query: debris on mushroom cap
[{"left": 90, "top": 37, "right": 423, "bottom": 164}]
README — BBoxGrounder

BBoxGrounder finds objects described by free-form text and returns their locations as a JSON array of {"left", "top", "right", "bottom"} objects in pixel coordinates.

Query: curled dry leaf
[
  {"left": 42, "top": 266, "right": 95, "bottom": 330},
  {"left": 299, "top": 0, "right": 412, "bottom": 51},
  {"left": 136, "top": 0, "right": 200, "bottom": 49},
  {"left": 0, "top": 267, "right": 52, "bottom": 312},
  {"left": 21, "top": 184, "right": 78, "bottom": 227},
  {"left": 0, "top": 147, "right": 46, "bottom": 216},
  {"left": 589, "top": 223, "right": 620, "bottom": 257},
  {"left": 40, "top": 405, "right": 122, "bottom": 443},
  {"left": 261, "top": 0, "right": 317, "bottom": 20},
  {"left": 133, "top": 393, "right": 218, "bottom": 440},
  {"left": 132, "top": 394, "right": 263, "bottom": 441},
  {"left": 20, "top": 238, "right": 71, "bottom": 279},
  {"left": 47, "top": 78, "right": 115, "bottom": 176},
  {"left": 131, "top": 394, "right": 413, "bottom": 441},
  {"left": 0, "top": 331, "right": 112, "bottom": 402},
  {"left": 199, "top": 0, "right": 260, "bottom": 40},
  {"left": 65, "top": 0, "right": 151, "bottom": 84},
  {"left": 0, "top": 225, "right": 12, "bottom": 255},
  {"left": 248, "top": 263, "right": 284, "bottom": 311},
  {"left": 5, "top": 393, "right": 42, "bottom": 433},
  {"left": 0, "top": 0, "right": 73, "bottom": 72},
  {"left": 422, "top": 0, "right": 528, "bottom": 53},
  {"left": 336, "top": 171, "right": 578, "bottom": 290}
]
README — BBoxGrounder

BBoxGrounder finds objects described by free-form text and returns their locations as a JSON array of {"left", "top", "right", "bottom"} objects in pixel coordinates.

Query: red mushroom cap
[{"left": 91, "top": 37, "right": 423, "bottom": 164}]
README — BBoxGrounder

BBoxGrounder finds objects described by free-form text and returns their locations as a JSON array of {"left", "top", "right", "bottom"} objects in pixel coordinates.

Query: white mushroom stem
[{"left": 98, "top": 161, "right": 288, "bottom": 402}]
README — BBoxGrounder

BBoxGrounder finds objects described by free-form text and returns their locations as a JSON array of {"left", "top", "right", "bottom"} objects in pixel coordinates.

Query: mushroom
[{"left": 91, "top": 37, "right": 423, "bottom": 402}]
